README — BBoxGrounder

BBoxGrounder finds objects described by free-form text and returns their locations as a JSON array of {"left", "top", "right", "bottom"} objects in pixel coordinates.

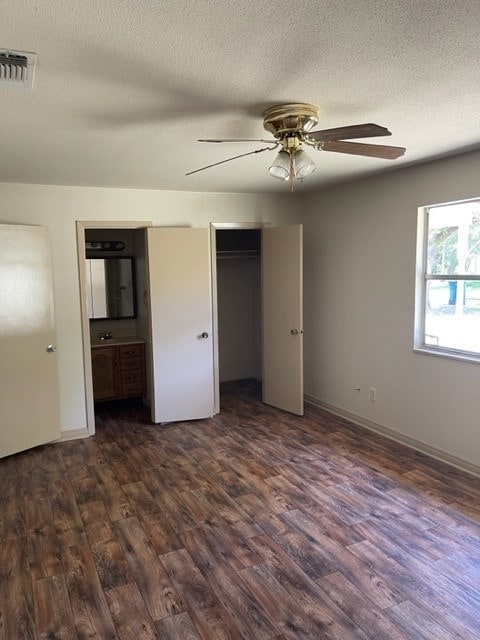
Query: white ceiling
[{"left": 1, "top": 0, "right": 479, "bottom": 194}]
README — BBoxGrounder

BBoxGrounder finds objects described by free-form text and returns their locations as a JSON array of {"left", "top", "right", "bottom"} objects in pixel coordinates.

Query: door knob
[
  {"left": 46, "top": 344, "right": 57, "bottom": 353},
  {"left": 201, "top": 332, "right": 209, "bottom": 339},
  {"left": 290, "top": 329, "right": 299, "bottom": 335}
]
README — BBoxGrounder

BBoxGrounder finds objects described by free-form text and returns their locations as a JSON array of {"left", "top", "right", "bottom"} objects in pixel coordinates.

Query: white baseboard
[
  {"left": 59, "top": 427, "right": 89, "bottom": 442},
  {"left": 304, "top": 394, "right": 480, "bottom": 479}
]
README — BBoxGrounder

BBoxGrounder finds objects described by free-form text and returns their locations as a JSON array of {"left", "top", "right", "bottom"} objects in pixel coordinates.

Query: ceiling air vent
[{"left": 0, "top": 50, "right": 36, "bottom": 90}]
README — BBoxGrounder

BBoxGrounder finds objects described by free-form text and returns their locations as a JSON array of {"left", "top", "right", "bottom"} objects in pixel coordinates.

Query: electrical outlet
[{"left": 370, "top": 386, "right": 377, "bottom": 401}]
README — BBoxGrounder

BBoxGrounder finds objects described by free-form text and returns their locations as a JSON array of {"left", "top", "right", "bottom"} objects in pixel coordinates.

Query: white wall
[
  {"left": 302, "top": 149, "right": 480, "bottom": 468},
  {"left": 0, "top": 183, "right": 300, "bottom": 433}
]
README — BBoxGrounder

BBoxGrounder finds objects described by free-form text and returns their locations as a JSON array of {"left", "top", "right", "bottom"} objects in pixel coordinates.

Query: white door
[
  {"left": 262, "top": 224, "right": 304, "bottom": 415},
  {"left": 0, "top": 224, "right": 61, "bottom": 458},
  {"left": 147, "top": 227, "right": 215, "bottom": 423}
]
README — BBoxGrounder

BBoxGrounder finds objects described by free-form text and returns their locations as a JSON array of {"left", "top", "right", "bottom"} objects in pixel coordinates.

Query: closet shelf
[{"left": 217, "top": 250, "right": 260, "bottom": 260}]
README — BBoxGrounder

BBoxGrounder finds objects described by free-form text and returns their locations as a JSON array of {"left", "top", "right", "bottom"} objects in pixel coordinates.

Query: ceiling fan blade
[
  {"left": 308, "top": 123, "right": 391, "bottom": 142},
  {"left": 186, "top": 145, "right": 279, "bottom": 176},
  {"left": 321, "top": 140, "right": 406, "bottom": 159},
  {"left": 199, "top": 138, "right": 275, "bottom": 143}
]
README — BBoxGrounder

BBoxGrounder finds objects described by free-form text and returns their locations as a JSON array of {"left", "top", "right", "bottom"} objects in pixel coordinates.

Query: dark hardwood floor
[{"left": 1, "top": 379, "right": 480, "bottom": 639}]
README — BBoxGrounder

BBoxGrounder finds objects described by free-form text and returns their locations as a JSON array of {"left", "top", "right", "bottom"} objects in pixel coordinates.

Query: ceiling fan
[{"left": 186, "top": 103, "right": 406, "bottom": 190}]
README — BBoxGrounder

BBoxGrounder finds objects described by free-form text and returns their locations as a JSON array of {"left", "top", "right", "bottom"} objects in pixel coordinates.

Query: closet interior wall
[{"left": 216, "top": 230, "right": 262, "bottom": 385}]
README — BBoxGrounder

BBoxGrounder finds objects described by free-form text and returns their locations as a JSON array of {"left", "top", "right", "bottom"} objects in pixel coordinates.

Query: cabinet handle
[{"left": 114, "top": 360, "right": 119, "bottom": 366}]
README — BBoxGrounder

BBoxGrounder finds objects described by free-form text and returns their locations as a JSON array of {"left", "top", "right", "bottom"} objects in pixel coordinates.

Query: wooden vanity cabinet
[{"left": 91, "top": 342, "right": 145, "bottom": 401}]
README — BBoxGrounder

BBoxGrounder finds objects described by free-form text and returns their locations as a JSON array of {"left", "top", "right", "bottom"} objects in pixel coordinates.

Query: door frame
[
  {"left": 210, "top": 221, "right": 271, "bottom": 414},
  {"left": 76, "top": 220, "right": 152, "bottom": 436}
]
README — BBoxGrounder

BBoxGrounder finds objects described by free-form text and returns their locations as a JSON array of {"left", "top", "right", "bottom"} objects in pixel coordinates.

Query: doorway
[
  {"left": 76, "top": 220, "right": 151, "bottom": 436},
  {"left": 211, "top": 223, "right": 269, "bottom": 414},
  {"left": 212, "top": 221, "right": 304, "bottom": 416},
  {"left": 216, "top": 228, "right": 262, "bottom": 409}
]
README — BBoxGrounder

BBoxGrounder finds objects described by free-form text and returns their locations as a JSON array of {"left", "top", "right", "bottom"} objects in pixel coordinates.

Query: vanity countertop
[{"left": 91, "top": 336, "right": 146, "bottom": 348}]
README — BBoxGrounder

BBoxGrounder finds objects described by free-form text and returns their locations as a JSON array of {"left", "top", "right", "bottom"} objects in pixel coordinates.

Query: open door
[
  {"left": 0, "top": 224, "right": 61, "bottom": 458},
  {"left": 146, "top": 227, "right": 215, "bottom": 423},
  {"left": 262, "top": 225, "right": 303, "bottom": 415}
]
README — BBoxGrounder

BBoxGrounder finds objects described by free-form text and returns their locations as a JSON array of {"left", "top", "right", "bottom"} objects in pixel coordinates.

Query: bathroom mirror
[{"left": 86, "top": 257, "right": 136, "bottom": 319}]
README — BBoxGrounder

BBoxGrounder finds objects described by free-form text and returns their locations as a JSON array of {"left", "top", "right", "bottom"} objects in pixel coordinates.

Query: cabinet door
[
  {"left": 262, "top": 225, "right": 304, "bottom": 415},
  {"left": 147, "top": 228, "right": 214, "bottom": 423},
  {"left": 91, "top": 346, "right": 119, "bottom": 401}
]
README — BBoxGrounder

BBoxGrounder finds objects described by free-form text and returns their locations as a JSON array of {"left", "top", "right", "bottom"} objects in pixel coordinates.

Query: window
[{"left": 416, "top": 198, "right": 480, "bottom": 359}]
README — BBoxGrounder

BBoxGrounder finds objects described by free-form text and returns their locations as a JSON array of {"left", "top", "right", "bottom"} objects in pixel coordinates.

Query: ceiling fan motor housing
[{"left": 263, "top": 103, "right": 320, "bottom": 138}]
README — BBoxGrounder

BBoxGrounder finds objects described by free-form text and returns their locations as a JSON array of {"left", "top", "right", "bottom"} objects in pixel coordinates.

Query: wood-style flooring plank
[
  {"left": 161, "top": 548, "right": 243, "bottom": 640},
  {"left": 61, "top": 543, "right": 117, "bottom": 639},
  {"left": 238, "top": 562, "right": 330, "bottom": 640},
  {"left": 155, "top": 611, "right": 202, "bottom": 640},
  {"left": 122, "top": 481, "right": 184, "bottom": 555},
  {"left": 25, "top": 495, "right": 63, "bottom": 581},
  {"left": 248, "top": 534, "right": 371, "bottom": 640},
  {"left": 50, "top": 478, "right": 87, "bottom": 548},
  {"left": 33, "top": 574, "right": 77, "bottom": 640},
  {"left": 0, "top": 490, "right": 25, "bottom": 542},
  {"left": 114, "top": 516, "right": 184, "bottom": 622},
  {"left": 348, "top": 538, "right": 480, "bottom": 640},
  {"left": 317, "top": 572, "right": 412, "bottom": 640},
  {"left": 282, "top": 508, "right": 406, "bottom": 609},
  {"left": 91, "top": 462, "right": 135, "bottom": 521},
  {"left": 0, "top": 537, "right": 35, "bottom": 640},
  {"left": 181, "top": 526, "right": 279, "bottom": 639},
  {"left": 386, "top": 599, "right": 463, "bottom": 640},
  {"left": 104, "top": 583, "right": 158, "bottom": 640}
]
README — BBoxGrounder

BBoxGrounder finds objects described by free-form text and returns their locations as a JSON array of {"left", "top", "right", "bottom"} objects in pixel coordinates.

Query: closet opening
[{"left": 215, "top": 228, "right": 263, "bottom": 408}]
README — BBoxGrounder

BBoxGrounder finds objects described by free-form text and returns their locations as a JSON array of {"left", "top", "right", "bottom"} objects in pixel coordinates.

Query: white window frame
[{"left": 414, "top": 197, "right": 480, "bottom": 363}]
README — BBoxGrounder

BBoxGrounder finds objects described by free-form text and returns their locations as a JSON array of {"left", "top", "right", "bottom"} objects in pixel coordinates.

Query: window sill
[{"left": 414, "top": 346, "right": 480, "bottom": 365}]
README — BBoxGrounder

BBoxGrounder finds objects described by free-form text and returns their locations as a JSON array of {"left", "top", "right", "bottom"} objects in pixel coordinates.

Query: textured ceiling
[{"left": 0, "top": 0, "right": 479, "bottom": 194}]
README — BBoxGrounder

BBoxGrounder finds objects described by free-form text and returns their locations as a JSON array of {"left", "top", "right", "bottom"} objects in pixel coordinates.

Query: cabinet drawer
[
  {"left": 121, "top": 382, "right": 144, "bottom": 397},
  {"left": 119, "top": 344, "right": 143, "bottom": 358},
  {"left": 120, "top": 357, "right": 142, "bottom": 372},
  {"left": 121, "top": 370, "right": 143, "bottom": 384}
]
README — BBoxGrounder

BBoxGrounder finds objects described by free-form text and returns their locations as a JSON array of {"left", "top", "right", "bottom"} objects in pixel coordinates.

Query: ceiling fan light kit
[
  {"left": 294, "top": 150, "right": 316, "bottom": 178},
  {"left": 269, "top": 150, "right": 291, "bottom": 180},
  {"left": 190, "top": 103, "right": 406, "bottom": 190},
  {"left": 269, "top": 148, "right": 316, "bottom": 185}
]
